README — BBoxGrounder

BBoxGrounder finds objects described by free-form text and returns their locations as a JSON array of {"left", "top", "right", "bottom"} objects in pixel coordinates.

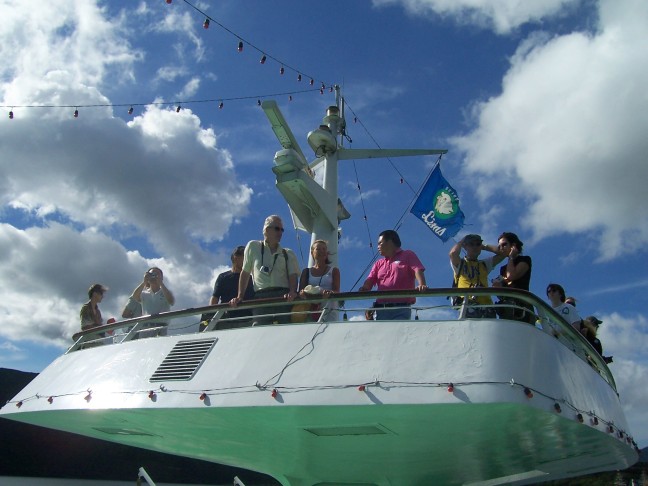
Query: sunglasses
[
  {"left": 270, "top": 226, "right": 284, "bottom": 232},
  {"left": 546, "top": 288, "right": 557, "bottom": 294}
]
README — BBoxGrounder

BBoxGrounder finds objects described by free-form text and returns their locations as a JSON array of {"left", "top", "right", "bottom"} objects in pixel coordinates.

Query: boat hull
[{"left": 1, "top": 319, "right": 637, "bottom": 485}]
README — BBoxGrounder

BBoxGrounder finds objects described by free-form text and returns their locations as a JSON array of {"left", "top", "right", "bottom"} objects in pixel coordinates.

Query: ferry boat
[{"left": 1, "top": 90, "right": 638, "bottom": 485}]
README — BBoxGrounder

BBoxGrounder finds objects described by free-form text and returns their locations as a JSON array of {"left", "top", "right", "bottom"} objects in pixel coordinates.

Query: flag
[{"left": 410, "top": 164, "right": 464, "bottom": 242}]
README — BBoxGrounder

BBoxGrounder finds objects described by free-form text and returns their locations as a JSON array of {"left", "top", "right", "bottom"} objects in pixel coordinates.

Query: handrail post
[{"left": 203, "top": 309, "right": 227, "bottom": 332}]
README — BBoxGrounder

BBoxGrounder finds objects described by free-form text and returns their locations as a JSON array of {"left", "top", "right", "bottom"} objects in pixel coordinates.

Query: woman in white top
[{"left": 298, "top": 240, "right": 340, "bottom": 321}]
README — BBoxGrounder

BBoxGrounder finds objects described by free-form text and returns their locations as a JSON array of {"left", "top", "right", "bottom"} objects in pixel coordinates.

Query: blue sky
[{"left": 1, "top": 0, "right": 647, "bottom": 446}]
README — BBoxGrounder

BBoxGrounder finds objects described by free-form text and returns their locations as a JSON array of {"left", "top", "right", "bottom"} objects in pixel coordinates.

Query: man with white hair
[{"left": 230, "top": 215, "right": 299, "bottom": 324}]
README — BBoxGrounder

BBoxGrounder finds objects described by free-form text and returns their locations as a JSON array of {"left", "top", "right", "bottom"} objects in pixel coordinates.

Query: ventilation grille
[{"left": 150, "top": 337, "right": 217, "bottom": 382}]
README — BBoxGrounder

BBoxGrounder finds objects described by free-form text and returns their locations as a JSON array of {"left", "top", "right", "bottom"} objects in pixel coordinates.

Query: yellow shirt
[{"left": 453, "top": 257, "right": 494, "bottom": 305}]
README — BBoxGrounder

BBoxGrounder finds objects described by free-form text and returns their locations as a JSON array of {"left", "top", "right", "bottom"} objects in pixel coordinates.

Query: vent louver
[{"left": 150, "top": 337, "right": 217, "bottom": 382}]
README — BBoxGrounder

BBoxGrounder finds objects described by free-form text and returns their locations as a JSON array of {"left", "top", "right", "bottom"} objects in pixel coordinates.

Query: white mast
[{"left": 262, "top": 86, "right": 447, "bottom": 268}]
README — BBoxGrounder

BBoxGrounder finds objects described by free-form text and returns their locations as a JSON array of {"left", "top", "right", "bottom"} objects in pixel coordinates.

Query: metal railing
[{"left": 68, "top": 287, "right": 616, "bottom": 390}]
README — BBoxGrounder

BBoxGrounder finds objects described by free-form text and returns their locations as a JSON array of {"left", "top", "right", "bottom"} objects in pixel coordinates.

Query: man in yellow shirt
[{"left": 449, "top": 234, "right": 505, "bottom": 316}]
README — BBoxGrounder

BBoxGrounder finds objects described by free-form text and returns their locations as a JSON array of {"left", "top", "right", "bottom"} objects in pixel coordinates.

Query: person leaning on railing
[
  {"left": 200, "top": 245, "right": 254, "bottom": 331},
  {"left": 129, "top": 267, "right": 175, "bottom": 337},
  {"left": 491, "top": 232, "right": 535, "bottom": 324},
  {"left": 229, "top": 215, "right": 299, "bottom": 325},
  {"left": 358, "top": 229, "right": 427, "bottom": 321}
]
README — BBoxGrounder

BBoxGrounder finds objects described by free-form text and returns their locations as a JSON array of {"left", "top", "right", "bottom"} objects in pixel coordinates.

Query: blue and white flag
[{"left": 410, "top": 164, "right": 464, "bottom": 242}]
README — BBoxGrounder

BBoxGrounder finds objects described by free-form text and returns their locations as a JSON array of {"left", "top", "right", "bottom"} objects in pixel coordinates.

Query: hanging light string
[
  {"left": 4, "top": 0, "right": 338, "bottom": 118},
  {"left": 1, "top": 87, "right": 323, "bottom": 117},
  {"left": 7, "top": 378, "right": 637, "bottom": 447},
  {"left": 175, "top": 0, "right": 332, "bottom": 89}
]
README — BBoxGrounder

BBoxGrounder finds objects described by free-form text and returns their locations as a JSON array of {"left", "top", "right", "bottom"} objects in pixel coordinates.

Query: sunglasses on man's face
[
  {"left": 270, "top": 226, "right": 284, "bottom": 232},
  {"left": 547, "top": 288, "right": 557, "bottom": 294}
]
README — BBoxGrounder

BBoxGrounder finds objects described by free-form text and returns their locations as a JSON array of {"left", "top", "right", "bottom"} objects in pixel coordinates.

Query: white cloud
[
  {"left": 452, "top": 0, "right": 648, "bottom": 260},
  {"left": 372, "top": 0, "right": 583, "bottom": 34},
  {"left": 0, "top": 0, "right": 251, "bottom": 347},
  {"left": 154, "top": 8, "right": 205, "bottom": 61},
  {"left": 155, "top": 66, "right": 189, "bottom": 83},
  {"left": 0, "top": 0, "right": 141, "bottom": 103},
  {"left": 176, "top": 77, "right": 201, "bottom": 99}
]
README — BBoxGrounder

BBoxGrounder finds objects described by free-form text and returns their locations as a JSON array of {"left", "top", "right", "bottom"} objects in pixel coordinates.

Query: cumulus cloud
[
  {"left": 0, "top": 0, "right": 251, "bottom": 347},
  {"left": 372, "top": 0, "right": 583, "bottom": 34},
  {"left": 452, "top": 0, "right": 648, "bottom": 260}
]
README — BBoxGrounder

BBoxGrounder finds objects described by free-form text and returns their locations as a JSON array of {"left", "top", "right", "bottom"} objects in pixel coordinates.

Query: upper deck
[{"left": 70, "top": 287, "right": 616, "bottom": 390}]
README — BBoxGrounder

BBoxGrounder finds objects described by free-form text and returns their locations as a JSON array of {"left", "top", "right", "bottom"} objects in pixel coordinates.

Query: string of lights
[
  {"left": 2, "top": 0, "right": 337, "bottom": 119},
  {"left": 2, "top": 88, "right": 327, "bottom": 119},
  {"left": 6, "top": 378, "right": 637, "bottom": 448},
  {"left": 176, "top": 0, "right": 331, "bottom": 88}
]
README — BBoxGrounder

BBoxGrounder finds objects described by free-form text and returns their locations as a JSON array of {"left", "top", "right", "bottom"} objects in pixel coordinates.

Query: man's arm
[
  {"left": 209, "top": 274, "right": 223, "bottom": 305},
  {"left": 130, "top": 278, "right": 147, "bottom": 303},
  {"left": 231, "top": 270, "right": 252, "bottom": 306},
  {"left": 160, "top": 281, "right": 175, "bottom": 306},
  {"left": 449, "top": 237, "right": 464, "bottom": 268},
  {"left": 414, "top": 268, "right": 427, "bottom": 290},
  {"left": 358, "top": 278, "right": 375, "bottom": 292},
  {"left": 481, "top": 243, "right": 506, "bottom": 266},
  {"left": 287, "top": 272, "right": 298, "bottom": 301}
]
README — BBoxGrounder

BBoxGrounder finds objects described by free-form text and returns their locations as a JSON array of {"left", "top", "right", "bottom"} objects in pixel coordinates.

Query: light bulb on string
[
  {"left": 309, "top": 78, "right": 314, "bottom": 86},
  {"left": 73, "top": 108, "right": 79, "bottom": 118},
  {"left": 289, "top": 95, "right": 293, "bottom": 102},
  {"left": 219, "top": 101, "right": 224, "bottom": 109},
  {"left": 320, "top": 87, "right": 324, "bottom": 95},
  {"left": 237, "top": 40, "right": 243, "bottom": 52},
  {"left": 128, "top": 106, "right": 133, "bottom": 115},
  {"left": 176, "top": 105, "right": 181, "bottom": 113},
  {"left": 447, "top": 383, "right": 454, "bottom": 393},
  {"left": 279, "top": 66, "right": 285, "bottom": 75},
  {"left": 297, "top": 74, "right": 302, "bottom": 82},
  {"left": 203, "top": 18, "right": 210, "bottom": 29},
  {"left": 48, "top": 396, "right": 54, "bottom": 404},
  {"left": 260, "top": 55, "right": 266, "bottom": 64},
  {"left": 9, "top": 109, "right": 14, "bottom": 119},
  {"left": 257, "top": 99, "right": 261, "bottom": 106}
]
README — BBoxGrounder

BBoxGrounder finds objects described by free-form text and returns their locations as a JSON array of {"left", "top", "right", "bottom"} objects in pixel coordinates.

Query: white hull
[
  {"left": 2, "top": 316, "right": 637, "bottom": 485},
  {"left": 1, "top": 99, "right": 638, "bottom": 484}
]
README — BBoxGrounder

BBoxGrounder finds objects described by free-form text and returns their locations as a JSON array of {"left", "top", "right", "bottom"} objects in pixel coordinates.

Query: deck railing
[{"left": 69, "top": 287, "right": 616, "bottom": 390}]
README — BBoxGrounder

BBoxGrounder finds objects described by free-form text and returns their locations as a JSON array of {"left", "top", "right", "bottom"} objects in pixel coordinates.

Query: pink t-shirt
[{"left": 367, "top": 249, "right": 425, "bottom": 304}]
